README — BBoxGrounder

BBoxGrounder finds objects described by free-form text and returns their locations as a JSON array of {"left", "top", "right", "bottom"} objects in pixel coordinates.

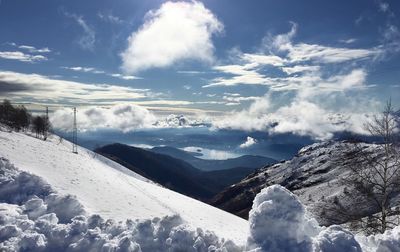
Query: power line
[{"left": 72, "top": 107, "right": 78, "bottom": 154}]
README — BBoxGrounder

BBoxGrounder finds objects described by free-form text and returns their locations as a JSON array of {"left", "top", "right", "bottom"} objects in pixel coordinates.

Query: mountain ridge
[{"left": 95, "top": 143, "right": 264, "bottom": 200}]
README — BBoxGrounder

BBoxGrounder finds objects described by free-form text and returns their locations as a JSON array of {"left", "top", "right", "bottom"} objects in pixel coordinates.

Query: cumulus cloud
[
  {"left": 239, "top": 136, "right": 257, "bottom": 148},
  {"left": 213, "top": 94, "right": 373, "bottom": 140},
  {"left": 0, "top": 71, "right": 151, "bottom": 105},
  {"left": 206, "top": 22, "right": 383, "bottom": 139},
  {"left": 51, "top": 104, "right": 157, "bottom": 132},
  {"left": 0, "top": 51, "right": 47, "bottom": 62},
  {"left": 121, "top": 1, "right": 223, "bottom": 73}
]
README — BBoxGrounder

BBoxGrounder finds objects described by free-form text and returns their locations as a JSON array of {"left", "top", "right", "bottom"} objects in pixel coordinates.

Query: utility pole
[
  {"left": 72, "top": 107, "right": 78, "bottom": 154},
  {"left": 44, "top": 106, "right": 49, "bottom": 140}
]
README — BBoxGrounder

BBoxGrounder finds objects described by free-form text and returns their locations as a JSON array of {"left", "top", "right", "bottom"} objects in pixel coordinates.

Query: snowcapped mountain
[
  {"left": 0, "top": 128, "right": 399, "bottom": 251},
  {"left": 153, "top": 114, "right": 210, "bottom": 128},
  {"left": 211, "top": 141, "right": 400, "bottom": 226}
]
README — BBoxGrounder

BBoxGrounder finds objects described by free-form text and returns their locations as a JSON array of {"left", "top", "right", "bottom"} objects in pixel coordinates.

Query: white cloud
[
  {"left": 62, "top": 66, "right": 99, "bottom": 73},
  {"left": 177, "top": 70, "right": 205, "bottom": 74},
  {"left": 241, "top": 53, "right": 285, "bottom": 67},
  {"left": 51, "top": 104, "right": 156, "bottom": 132},
  {"left": 121, "top": 1, "right": 223, "bottom": 73},
  {"left": 239, "top": 136, "right": 257, "bottom": 148},
  {"left": 204, "top": 23, "right": 378, "bottom": 140},
  {"left": 271, "top": 23, "right": 380, "bottom": 64},
  {"left": 222, "top": 95, "right": 259, "bottom": 103},
  {"left": 204, "top": 23, "right": 378, "bottom": 88},
  {"left": 65, "top": 12, "right": 95, "bottom": 51},
  {"left": 204, "top": 64, "right": 267, "bottom": 87},
  {"left": 0, "top": 71, "right": 151, "bottom": 105},
  {"left": 182, "top": 146, "right": 239, "bottom": 160},
  {"left": 110, "top": 73, "right": 140, "bottom": 80},
  {"left": 97, "top": 12, "right": 123, "bottom": 24},
  {"left": 0, "top": 51, "right": 47, "bottom": 62},
  {"left": 338, "top": 38, "right": 357, "bottom": 44},
  {"left": 62, "top": 66, "right": 141, "bottom": 80},
  {"left": 18, "top": 45, "right": 51, "bottom": 53},
  {"left": 285, "top": 43, "right": 380, "bottom": 63},
  {"left": 281, "top": 65, "right": 320, "bottom": 75},
  {"left": 379, "top": 2, "right": 390, "bottom": 13},
  {"left": 213, "top": 97, "right": 373, "bottom": 140}
]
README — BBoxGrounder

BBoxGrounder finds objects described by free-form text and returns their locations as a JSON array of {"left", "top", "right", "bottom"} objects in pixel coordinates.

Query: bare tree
[
  {"left": 330, "top": 101, "right": 400, "bottom": 234},
  {"left": 32, "top": 115, "right": 51, "bottom": 140}
]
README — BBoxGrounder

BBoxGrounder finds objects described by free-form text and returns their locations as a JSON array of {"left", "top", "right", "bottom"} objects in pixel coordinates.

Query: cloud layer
[
  {"left": 0, "top": 51, "right": 47, "bottom": 63},
  {"left": 0, "top": 71, "right": 151, "bottom": 105},
  {"left": 121, "top": 1, "right": 223, "bottom": 73},
  {"left": 207, "top": 22, "right": 385, "bottom": 139},
  {"left": 51, "top": 104, "right": 156, "bottom": 132}
]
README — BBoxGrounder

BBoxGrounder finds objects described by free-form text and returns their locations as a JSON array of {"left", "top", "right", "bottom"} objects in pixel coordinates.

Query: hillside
[
  {"left": 151, "top": 146, "right": 276, "bottom": 171},
  {"left": 0, "top": 128, "right": 248, "bottom": 244},
  {"left": 211, "top": 141, "right": 400, "bottom": 226},
  {"left": 95, "top": 143, "right": 258, "bottom": 200},
  {"left": 0, "top": 128, "right": 399, "bottom": 251}
]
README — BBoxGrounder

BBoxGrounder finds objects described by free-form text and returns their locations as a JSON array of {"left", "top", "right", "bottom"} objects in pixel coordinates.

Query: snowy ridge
[
  {"left": 212, "top": 140, "right": 400, "bottom": 226},
  {"left": 153, "top": 114, "right": 210, "bottom": 128}
]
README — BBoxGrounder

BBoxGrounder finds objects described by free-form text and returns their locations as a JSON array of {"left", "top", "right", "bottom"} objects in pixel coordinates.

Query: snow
[
  {"left": 246, "top": 185, "right": 363, "bottom": 252},
  {"left": 356, "top": 225, "right": 400, "bottom": 252},
  {"left": 0, "top": 129, "right": 248, "bottom": 244},
  {"left": 1, "top": 129, "right": 400, "bottom": 251},
  {"left": 0, "top": 158, "right": 243, "bottom": 251},
  {"left": 247, "top": 185, "right": 318, "bottom": 251}
]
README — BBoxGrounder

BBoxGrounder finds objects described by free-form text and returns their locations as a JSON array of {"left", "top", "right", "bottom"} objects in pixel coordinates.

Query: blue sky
[{"left": 0, "top": 0, "right": 399, "bottom": 138}]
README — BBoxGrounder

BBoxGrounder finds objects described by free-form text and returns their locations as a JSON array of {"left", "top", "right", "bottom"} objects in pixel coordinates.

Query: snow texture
[
  {"left": 0, "top": 129, "right": 248, "bottom": 243},
  {"left": 0, "top": 158, "right": 242, "bottom": 251},
  {"left": 246, "top": 185, "right": 364, "bottom": 252},
  {"left": 0, "top": 129, "right": 399, "bottom": 251}
]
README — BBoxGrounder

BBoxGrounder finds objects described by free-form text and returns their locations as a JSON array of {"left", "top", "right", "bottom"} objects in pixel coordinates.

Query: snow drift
[
  {"left": 246, "top": 185, "right": 362, "bottom": 252},
  {"left": 0, "top": 129, "right": 247, "bottom": 243},
  {"left": 0, "top": 158, "right": 241, "bottom": 251}
]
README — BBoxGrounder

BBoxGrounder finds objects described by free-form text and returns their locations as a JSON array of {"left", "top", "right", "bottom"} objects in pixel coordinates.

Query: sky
[{"left": 0, "top": 0, "right": 399, "bottom": 139}]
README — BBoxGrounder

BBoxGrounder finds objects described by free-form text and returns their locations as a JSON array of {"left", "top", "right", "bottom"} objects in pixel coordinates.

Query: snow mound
[
  {"left": 247, "top": 185, "right": 319, "bottom": 251},
  {"left": 0, "top": 158, "right": 242, "bottom": 251},
  {"left": 356, "top": 225, "right": 400, "bottom": 252},
  {"left": 246, "top": 185, "right": 367, "bottom": 252},
  {"left": 313, "top": 226, "right": 361, "bottom": 252}
]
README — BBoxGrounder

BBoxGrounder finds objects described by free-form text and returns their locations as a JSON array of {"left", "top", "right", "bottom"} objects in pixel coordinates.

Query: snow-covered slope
[
  {"left": 1, "top": 129, "right": 399, "bottom": 251},
  {"left": 0, "top": 129, "right": 248, "bottom": 244},
  {"left": 212, "top": 141, "right": 400, "bottom": 226}
]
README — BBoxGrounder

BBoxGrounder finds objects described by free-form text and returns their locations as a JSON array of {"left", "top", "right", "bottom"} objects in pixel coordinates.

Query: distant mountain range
[
  {"left": 95, "top": 143, "right": 276, "bottom": 201},
  {"left": 150, "top": 146, "right": 276, "bottom": 171}
]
